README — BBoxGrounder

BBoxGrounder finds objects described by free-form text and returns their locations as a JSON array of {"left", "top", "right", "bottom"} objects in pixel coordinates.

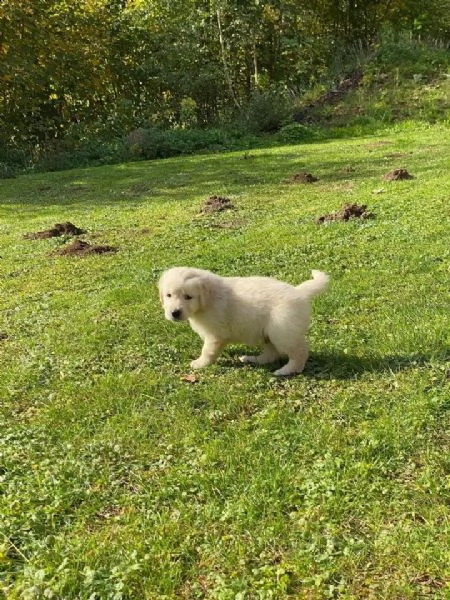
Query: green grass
[{"left": 1, "top": 121, "right": 449, "bottom": 599}]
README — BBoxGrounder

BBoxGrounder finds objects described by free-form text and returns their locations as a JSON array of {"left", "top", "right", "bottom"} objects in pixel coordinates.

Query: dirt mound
[
  {"left": 24, "top": 222, "right": 85, "bottom": 239},
  {"left": 316, "top": 203, "right": 374, "bottom": 224},
  {"left": 201, "top": 195, "right": 234, "bottom": 213},
  {"left": 287, "top": 172, "right": 318, "bottom": 183},
  {"left": 383, "top": 168, "right": 414, "bottom": 181},
  {"left": 54, "top": 240, "right": 117, "bottom": 256}
]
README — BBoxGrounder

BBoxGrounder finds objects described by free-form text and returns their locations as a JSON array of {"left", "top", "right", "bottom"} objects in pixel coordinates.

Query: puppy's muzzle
[{"left": 171, "top": 309, "right": 182, "bottom": 320}]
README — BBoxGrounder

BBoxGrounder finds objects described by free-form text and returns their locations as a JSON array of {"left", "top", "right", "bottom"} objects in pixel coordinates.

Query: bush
[
  {"left": 34, "top": 136, "right": 126, "bottom": 172},
  {"left": 0, "top": 144, "right": 31, "bottom": 175},
  {"left": 276, "top": 123, "right": 317, "bottom": 144},
  {"left": 0, "top": 162, "right": 17, "bottom": 179},
  {"left": 124, "top": 127, "right": 230, "bottom": 160},
  {"left": 242, "top": 89, "right": 292, "bottom": 133},
  {"left": 372, "top": 31, "right": 450, "bottom": 79}
]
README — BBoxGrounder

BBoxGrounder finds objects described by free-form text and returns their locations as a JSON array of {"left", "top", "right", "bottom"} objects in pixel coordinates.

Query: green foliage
[
  {"left": 276, "top": 123, "right": 317, "bottom": 144},
  {"left": 371, "top": 30, "right": 450, "bottom": 78},
  {"left": 291, "top": 32, "right": 450, "bottom": 135},
  {"left": 124, "top": 127, "right": 231, "bottom": 160},
  {"left": 179, "top": 97, "right": 198, "bottom": 128},
  {"left": 1, "top": 1, "right": 450, "bottom": 173},
  {"left": 1, "top": 125, "right": 269, "bottom": 173},
  {"left": 241, "top": 89, "right": 292, "bottom": 133},
  {"left": 0, "top": 162, "right": 16, "bottom": 179},
  {"left": 0, "top": 146, "right": 30, "bottom": 177}
]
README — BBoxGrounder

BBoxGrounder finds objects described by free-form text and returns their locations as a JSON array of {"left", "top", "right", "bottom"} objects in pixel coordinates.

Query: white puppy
[{"left": 158, "top": 267, "right": 329, "bottom": 376}]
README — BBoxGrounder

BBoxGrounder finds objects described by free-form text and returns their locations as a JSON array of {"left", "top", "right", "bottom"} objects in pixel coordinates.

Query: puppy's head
[{"left": 158, "top": 267, "right": 212, "bottom": 322}]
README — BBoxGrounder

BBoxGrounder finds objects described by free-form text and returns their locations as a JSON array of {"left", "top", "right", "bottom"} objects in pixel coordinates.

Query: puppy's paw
[
  {"left": 273, "top": 365, "right": 302, "bottom": 377},
  {"left": 190, "top": 358, "right": 209, "bottom": 369},
  {"left": 273, "top": 368, "right": 291, "bottom": 377},
  {"left": 239, "top": 355, "right": 257, "bottom": 364}
]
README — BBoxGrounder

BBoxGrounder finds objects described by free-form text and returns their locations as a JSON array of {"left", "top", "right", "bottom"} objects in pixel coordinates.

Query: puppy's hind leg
[
  {"left": 273, "top": 337, "right": 309, "bottom": 377},
  {"left": 191, "top": 337, "right": 225, "bottom": 369},
  {"left": 240, "top": 342, "right": 280, "bottom": 366}
]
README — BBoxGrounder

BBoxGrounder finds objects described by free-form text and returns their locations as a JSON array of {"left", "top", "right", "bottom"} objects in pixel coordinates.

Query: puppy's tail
[{"left": 296, "top": 270, "right": 329, "bottom": 299}]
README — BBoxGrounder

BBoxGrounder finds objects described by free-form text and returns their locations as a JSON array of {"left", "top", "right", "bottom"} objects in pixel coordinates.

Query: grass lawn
[{"left": 1, "top": 121, "right": 449, "bottom": 599}]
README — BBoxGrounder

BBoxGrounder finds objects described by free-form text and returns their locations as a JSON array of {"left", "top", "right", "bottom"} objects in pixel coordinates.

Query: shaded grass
[{"left": 0, "top": 121, "right": 449, "bottom": 599}]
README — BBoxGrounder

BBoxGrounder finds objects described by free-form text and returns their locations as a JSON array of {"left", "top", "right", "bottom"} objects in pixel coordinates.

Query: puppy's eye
[
  {"left": 184, "top": 294, "right": 193, "bottom": 300},
  {"left": 166, "top": 293, "right": 172, "bottom": 298}
]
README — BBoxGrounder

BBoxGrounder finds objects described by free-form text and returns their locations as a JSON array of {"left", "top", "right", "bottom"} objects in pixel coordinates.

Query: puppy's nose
[{"left": 171, "top": 309, "right": 182, "bottom": 320}]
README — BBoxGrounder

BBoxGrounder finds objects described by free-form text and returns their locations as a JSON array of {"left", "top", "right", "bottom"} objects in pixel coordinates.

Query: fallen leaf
[{"left": 181, "top": 374, "right": 198, "bottom": 383}]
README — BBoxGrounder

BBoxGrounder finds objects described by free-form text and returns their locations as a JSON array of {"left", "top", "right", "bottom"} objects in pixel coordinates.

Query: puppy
[{"left": 158, "top": 267, "right": 329, "bottom": 376}]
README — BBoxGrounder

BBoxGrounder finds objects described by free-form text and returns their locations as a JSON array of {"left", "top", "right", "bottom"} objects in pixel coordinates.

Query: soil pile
[
  {"left": 287, "top": 172, "right": 318, "bottom": 183},
  {"left": 24, "top": 222, "right": 85, "bottom": 239},
  {"left": 201, "top": 196, "right": 234, "bottom": 213},
  {"left": 316, "top": 203, "right": 374, "bottom": 224},
  {"left": 54, "top": 240, "right": 116, "bottom": 256},
  {"left": 383, "top": 169, "right": 414, "bottom": 181}
]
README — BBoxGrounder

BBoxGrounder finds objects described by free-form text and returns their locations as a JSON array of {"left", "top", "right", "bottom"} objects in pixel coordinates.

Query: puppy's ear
[
  {"left": 197, "top": 276, "right": 213, "bottom": 311},
  {"left": 158, "top": 275, "right": 165, "bottom": 305}
]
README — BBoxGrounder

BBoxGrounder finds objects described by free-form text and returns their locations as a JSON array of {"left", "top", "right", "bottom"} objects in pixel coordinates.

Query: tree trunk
[{"left": 214, "top": 1, "right": 241, "bottom": 110}]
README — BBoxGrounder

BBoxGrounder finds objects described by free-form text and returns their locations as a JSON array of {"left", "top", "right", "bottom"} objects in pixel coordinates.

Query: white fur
[{"left": 158, "top": 267, "right": 329, "bottom": 376}]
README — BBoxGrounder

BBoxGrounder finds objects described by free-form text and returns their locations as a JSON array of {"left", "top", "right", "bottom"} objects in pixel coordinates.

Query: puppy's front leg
[{"left": 191, "top": 337, "right": 225, "bottom": 369}]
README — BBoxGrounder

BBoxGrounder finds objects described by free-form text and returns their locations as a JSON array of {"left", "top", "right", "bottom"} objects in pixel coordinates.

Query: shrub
[
  {"left": 242, "top": 89, "right": 292, "bottom": 133},
  {"left": 124, "top": 127, "right": 230, "bottom": 160},
  {"left": 0, "top": 161, "right": 17, "bottom": 179},
  {"left": 372, "top": 31, "right": 450, "bottom": 79},
  {"left": 35, "top": 136, "right": 126, "bottom": 172},
  {"left": 179, "top": 97, "right": 198, "bottom": 128},
  {"left": 276, "top": 123, "right": 316, "bottom": 144}
]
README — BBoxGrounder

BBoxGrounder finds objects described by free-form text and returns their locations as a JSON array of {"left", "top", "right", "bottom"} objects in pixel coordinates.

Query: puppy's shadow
[
  {"left": 225, "top": 349, "right": 436, "bottom": 379},
  {"left": 303, "top": 351, "right": 434, "bottom": 380}
]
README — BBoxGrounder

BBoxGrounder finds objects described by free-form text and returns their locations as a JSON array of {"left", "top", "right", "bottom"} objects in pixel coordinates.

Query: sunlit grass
[{"left": 1, "top": 121, "right": 449, "bottom": 598}]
